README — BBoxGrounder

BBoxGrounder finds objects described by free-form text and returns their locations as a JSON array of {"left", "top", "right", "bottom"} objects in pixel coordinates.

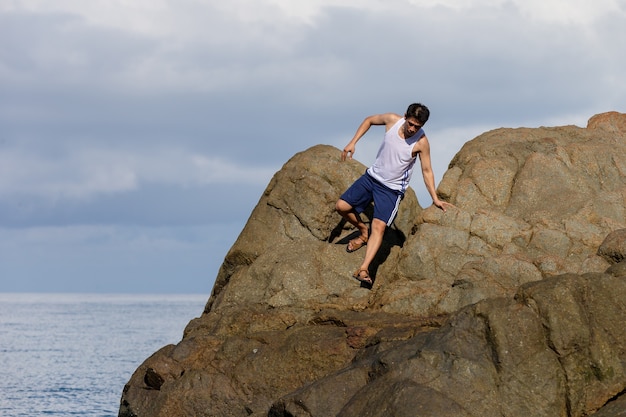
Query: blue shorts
[{"left": 340, "top": 172, "right": 404, "bottom": 226}]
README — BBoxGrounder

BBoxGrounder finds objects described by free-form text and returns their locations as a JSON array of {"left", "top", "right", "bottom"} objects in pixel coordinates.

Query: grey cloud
[
  {"left": 0, "top": 11, "right": 157, "bottom": 89},
  {"left": 0, "top": 182, "right": 265, "bottom": 228},
  {"left": 1, "top": 1, "right": 625, "bottom": 293}
]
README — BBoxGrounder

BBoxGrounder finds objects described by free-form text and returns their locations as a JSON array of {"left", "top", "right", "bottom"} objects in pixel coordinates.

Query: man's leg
[
  {"left": 335, "top": 199, "right": 369, "bottom": 241},
  {"left": 353, "top": 184, "right": 400, "bottom": 284},
  {"left": 355, "top": 218, "right": 386, "bottom": 281}
]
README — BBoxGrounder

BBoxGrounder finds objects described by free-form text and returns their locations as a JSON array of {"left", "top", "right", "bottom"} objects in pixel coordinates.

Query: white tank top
[{"left": 367, "top": 118, "right": 424, "bottom": 193}]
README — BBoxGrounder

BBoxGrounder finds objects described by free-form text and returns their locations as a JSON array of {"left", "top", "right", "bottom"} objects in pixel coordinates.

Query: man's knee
[
  {"left": 336, "top": 199, "right": 350, "bottom": 214},
  {"left": 371, "top": 218, "right": 387, "bottom": 233}
]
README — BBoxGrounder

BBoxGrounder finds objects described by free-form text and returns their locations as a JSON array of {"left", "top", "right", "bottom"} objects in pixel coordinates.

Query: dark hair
[{"left": 406, "top": 103, "right": 430, "bottom": 125}]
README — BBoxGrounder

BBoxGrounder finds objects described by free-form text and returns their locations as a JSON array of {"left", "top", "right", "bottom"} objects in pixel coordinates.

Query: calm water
[{"left": 0, "top": 293, "right": 207, "bottom": 417}]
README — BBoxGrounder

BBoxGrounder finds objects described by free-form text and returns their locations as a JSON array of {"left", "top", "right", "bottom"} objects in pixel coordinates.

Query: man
[{"left": 336, "top": 103, "right": 453, "bottom": 285}]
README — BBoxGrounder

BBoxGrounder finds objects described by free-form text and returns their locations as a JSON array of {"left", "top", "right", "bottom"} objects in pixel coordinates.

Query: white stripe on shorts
[{"left": 386, "top": 194, "right": 403, "bottom": 226}]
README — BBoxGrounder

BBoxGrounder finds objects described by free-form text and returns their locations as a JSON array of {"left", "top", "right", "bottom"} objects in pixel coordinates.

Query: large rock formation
[{"left": 120, "top": 112, "right": 626, "bottom": 417}]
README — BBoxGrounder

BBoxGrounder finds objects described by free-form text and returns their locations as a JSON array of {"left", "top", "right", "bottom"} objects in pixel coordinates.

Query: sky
[{"left": 1, "top": 0, "right": 625, "bottom": 294}]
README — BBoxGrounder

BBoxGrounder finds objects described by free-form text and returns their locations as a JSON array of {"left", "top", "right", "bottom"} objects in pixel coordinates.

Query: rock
[
  {"left": 396, "top": 112, "right": 626, "bottom": 315},
  {"left": 272, "top": 273, "right": 626, "bottom": 417},
  {"left": 119, "top": 113, "right": 626, "bottom": 417},
  {"left": 143, "top": 368, "right": 164, "bottom": 390},
  {"left": 120, "top": 307, "right": 444, "bottom": 417},
  {"left": 598, "top": 229, "right": 626, "bottom": 264},
  {"left": 205, "top": 144, "right": 421, "bottom": 314},
  {"left": 606, "top": 260, "right": 626, "bottom": 278},
  {"left": 593, "top": 395, "right": 626, "bottom": 417}
]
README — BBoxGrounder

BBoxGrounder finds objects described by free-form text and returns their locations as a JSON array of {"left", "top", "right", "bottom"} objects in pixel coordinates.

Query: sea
[{"left": 0, "top": 293, "right": 208, "bottom": 417}]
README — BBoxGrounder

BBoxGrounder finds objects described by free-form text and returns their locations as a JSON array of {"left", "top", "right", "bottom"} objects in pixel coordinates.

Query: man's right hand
[{"left": 341, "top": 144, "right": 355, "bottom": 161}]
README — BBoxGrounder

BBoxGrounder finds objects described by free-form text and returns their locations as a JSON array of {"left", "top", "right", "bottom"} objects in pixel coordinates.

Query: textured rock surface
[
  {"left": 272, "top": 271, "right": 626, "bottom": 417},
  {"left": 395, "top": 111, "right": 626, "bottom": 316},
  {"left": 119, "top": 112, "right": 626, "bottom": 417}
]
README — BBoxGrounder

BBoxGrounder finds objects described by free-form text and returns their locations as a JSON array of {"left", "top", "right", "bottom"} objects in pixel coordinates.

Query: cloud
[
  {"left": 405, "top": 0, "right": 623, "bottom": 25},
  {"left": 0, "top": 223, "right": 239, "bottom": 292},
  {"left": 511, "top": 0, "right": 623, "bottom": 24},
  {"left": 3, "top": 0, "right": 625, "bottom": 121},
  {"left": 1, "top": 0, "right": 626, "bottom": 293},
  {"left": 0, "top": 145, "right": 274, "bottom": 200}
]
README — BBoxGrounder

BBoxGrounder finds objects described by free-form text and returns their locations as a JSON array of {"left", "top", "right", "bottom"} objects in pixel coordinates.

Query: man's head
[
  {"left": 405, "top": 103, "right": 430, "bottom": 125},
  {"left": 402, "top": 103, "right": 429, "bottom": 138}
]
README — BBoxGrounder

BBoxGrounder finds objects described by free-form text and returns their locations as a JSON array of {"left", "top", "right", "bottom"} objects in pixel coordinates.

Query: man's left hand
[{"left": 434, "top": 199, "right": 455, "bottom": 212}]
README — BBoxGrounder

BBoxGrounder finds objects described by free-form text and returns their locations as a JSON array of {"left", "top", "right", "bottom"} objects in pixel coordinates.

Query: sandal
[
  {"left": 352, "top": 268, "right": 373, "bottom": 285},
  {"left": 346, "top": 235, "right": 368, "bottom": 253}
]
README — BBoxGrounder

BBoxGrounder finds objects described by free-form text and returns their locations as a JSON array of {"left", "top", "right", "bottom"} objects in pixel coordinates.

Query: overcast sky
[{"left": 1, "top": 0, "right": 625, "bottom": 294}]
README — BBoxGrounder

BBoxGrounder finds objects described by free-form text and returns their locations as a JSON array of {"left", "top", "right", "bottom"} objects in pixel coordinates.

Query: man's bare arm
[
  {"left": 341, "top": 113, "right": 402, "bottom": 161},
  {"left": 416, "top": 137, "right": 454, "bottom": 212}
]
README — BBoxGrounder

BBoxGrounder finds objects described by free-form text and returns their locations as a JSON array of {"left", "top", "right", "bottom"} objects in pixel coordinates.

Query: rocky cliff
[{"left": 119, "top": 112, "right": 626, "bottom": 417}]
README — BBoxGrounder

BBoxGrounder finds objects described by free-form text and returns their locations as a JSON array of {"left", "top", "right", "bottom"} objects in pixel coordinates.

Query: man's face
[{"left": 403, "top": 116, "right": 423, "bottom": 138}]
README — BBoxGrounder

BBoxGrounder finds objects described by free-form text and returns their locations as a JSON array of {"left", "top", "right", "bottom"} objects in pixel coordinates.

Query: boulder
[
  {"left": 272, "top": 272, "right": 626, "bottom": 417},
  {"left": 598, "top": 229, "right": 626, "bottom": 264},
  {"left": 393, "top": 111, "right": 626, "bottom": 315},
  {"left": 119, "top": 112, "right": 626, "bottom": 417}
]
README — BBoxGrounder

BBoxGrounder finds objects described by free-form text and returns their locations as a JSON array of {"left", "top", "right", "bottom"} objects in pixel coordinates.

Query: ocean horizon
[{"left": 0, "top": 292, "right": 208, "bottom": 417}]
